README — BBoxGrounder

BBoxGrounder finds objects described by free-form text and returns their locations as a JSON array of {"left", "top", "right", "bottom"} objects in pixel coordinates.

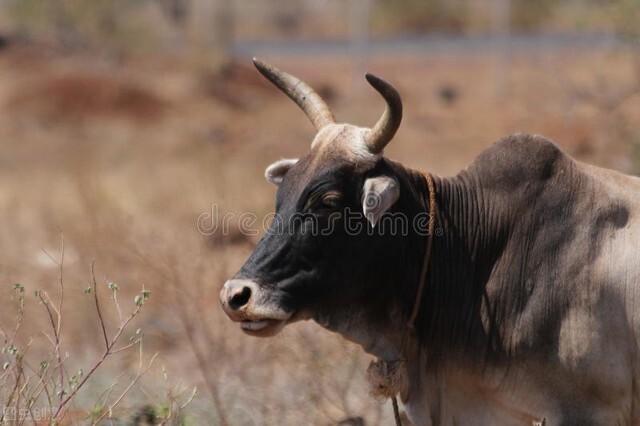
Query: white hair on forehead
[{"left": 311, "top": 124, "right": 380, "bottom": 163}]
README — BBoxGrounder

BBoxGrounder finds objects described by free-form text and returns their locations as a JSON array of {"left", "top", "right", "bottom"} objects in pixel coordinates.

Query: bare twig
[
  {"left": 180, "top": 387, "right": 198, "bottom": 410},
  {"left": 155, "top": 382, "right": 197, "bottom": 426},
  {"left": 1, "top": 285, "right": 27, "bottom": 422},
  {"left": 112, "top": 286, "right": 123, "bottom": 324},
  {"left": 92, "top": 342, "right": 158, "bottom": 424},
  {"left": 90, "top": 370, "right": 127, "bottom": 417},
  {"left": 2, "top": 250, "right": 153, "bottom": 425},
  {"left": 56, "top": 235, "right": 65, "bottom": 342},
  {"left": 36, "top": 290, "right": 65, "bottom": 402},
  {"left": 110, "top": 340, "right": 141, "bottom": 354},
  {"left": 52, "top": 285, "right": 146, "bottom": 421},
  {"left": 22, "top": 358, "right": 54, "bottom": 413},
  {"left": 1, "top": 362, "right": 23, "bottom": 423},
  {"left": 39, "top": 234, "right": 66, "bottom": 400},
  {"left": 10, "top": 285, "right": 26, "bottom": 343},
  {"left": 91, "top": 262, "right": 110, "bottom": 350}
]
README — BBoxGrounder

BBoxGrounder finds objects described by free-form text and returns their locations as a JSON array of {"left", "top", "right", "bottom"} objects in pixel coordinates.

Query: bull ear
[
  {"left": 265, "top": 158, "right": 298, "bottom": 185},
  {"left": 362, "top": 176, "right": 400, "bottom": 227}
]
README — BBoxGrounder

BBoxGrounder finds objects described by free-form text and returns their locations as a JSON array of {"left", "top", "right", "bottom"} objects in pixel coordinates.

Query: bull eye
[
  {"left": 320, "top": 191, "right": 342, "bottom": 208},
  {"left": 303, "top": 189, "right": 343, "bottom": 212}
]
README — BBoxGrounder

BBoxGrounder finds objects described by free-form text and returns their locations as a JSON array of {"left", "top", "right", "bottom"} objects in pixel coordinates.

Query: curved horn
[
  {"left": 364, "top": 73, "right": 403, "bottom": 154},
  {"left": 253, "top": 58, "right": 335, "bottom": 131}
]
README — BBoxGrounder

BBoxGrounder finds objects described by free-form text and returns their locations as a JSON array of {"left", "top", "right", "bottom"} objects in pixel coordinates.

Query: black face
[
  {"left": 240, "top": 158, "right": 369, "bottom": 312},
  {"left": 220, "top": 155, "right": 414, "bottom": 337}
]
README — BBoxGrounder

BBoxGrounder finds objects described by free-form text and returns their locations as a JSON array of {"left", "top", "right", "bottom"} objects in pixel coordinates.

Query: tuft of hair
[{"left": 365, "top": 359, "right": 408, "bottom": 400}]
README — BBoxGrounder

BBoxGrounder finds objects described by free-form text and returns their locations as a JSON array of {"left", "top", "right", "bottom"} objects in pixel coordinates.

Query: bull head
[{"left": 220, "top": 59, "right": 412, "bottom": 345}]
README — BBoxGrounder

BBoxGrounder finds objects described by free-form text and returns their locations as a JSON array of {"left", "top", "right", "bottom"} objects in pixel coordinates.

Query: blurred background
[{"left": 0, "top": 0, "right": 639, "bottom": 424}]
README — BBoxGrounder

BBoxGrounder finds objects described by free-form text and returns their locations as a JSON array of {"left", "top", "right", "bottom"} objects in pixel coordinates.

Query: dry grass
[{"left": 0, "top": 43, "right": 639, "bottom": 424}]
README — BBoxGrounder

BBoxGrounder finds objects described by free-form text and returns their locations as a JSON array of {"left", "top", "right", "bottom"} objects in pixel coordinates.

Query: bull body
[{"left": 391, "top": 134, "right": 640, "bottom": 425}]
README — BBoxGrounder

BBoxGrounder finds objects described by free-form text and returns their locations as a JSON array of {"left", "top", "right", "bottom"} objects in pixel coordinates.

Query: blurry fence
[
  {"left": 1, "top": 0, "right": 638, "bottom": 56},
  {"left": 1, "top": 0, "right": 638, "bottom": 100}
]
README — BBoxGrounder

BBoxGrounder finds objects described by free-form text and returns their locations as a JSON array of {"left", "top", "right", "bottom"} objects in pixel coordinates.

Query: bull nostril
[{"left": 229, "top": 286, "right": 252, "bottom": 310}]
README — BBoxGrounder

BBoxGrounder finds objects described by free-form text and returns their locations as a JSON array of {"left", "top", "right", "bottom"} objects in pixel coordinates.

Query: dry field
[{"left": 0, "top": 42, "right": 639, "bottom": 424}]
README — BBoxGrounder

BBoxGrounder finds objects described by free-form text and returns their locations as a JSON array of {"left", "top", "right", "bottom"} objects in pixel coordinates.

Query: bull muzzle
[
  {"left": 219, "top": 279, "right": 257, "bottom": 320},
  {"left": 219, "top": 279, "right": 294, "bottom": 337}
]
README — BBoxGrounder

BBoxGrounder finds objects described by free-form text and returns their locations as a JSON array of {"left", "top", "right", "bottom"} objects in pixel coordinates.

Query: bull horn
[
  {"left": 364, "top": 73, "right": 403, "bottom": 154},
  {"left": 253, "top": 58, "right": 335, "bottom": 131}
]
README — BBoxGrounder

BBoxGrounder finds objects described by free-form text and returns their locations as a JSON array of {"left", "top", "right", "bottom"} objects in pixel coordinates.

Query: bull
[{"left": 220, "top": 59, "right": 640, "bottom": 425}]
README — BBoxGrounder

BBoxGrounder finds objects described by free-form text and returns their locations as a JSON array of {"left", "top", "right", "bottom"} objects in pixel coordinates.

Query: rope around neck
[
  {"left": 390, "top": 172, "right": 437, "bottom": 426},
  {"left": 408, "top": 172, "right": 437, "bottom": 330}
]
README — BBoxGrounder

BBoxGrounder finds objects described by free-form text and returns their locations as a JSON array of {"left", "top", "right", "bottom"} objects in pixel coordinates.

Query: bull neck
[{"left": 400, "top": 165, "right": 500, "bottom": 362}]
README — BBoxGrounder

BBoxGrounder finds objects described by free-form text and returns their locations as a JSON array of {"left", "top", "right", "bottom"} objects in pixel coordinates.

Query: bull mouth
[
  {"left": 240, "top": 318, "right": 287, "bottom": 337},
  {"left": 220, "top": 279, "right": 309, "bottom": 337},
  {"left": 237, "top": 309, "right": 310, "bottom": 337}
]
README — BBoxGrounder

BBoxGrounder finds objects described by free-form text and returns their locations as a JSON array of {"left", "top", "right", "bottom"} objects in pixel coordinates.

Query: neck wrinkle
[{"left": 399, "top": 166, "right": 504, "bottom": 366}]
